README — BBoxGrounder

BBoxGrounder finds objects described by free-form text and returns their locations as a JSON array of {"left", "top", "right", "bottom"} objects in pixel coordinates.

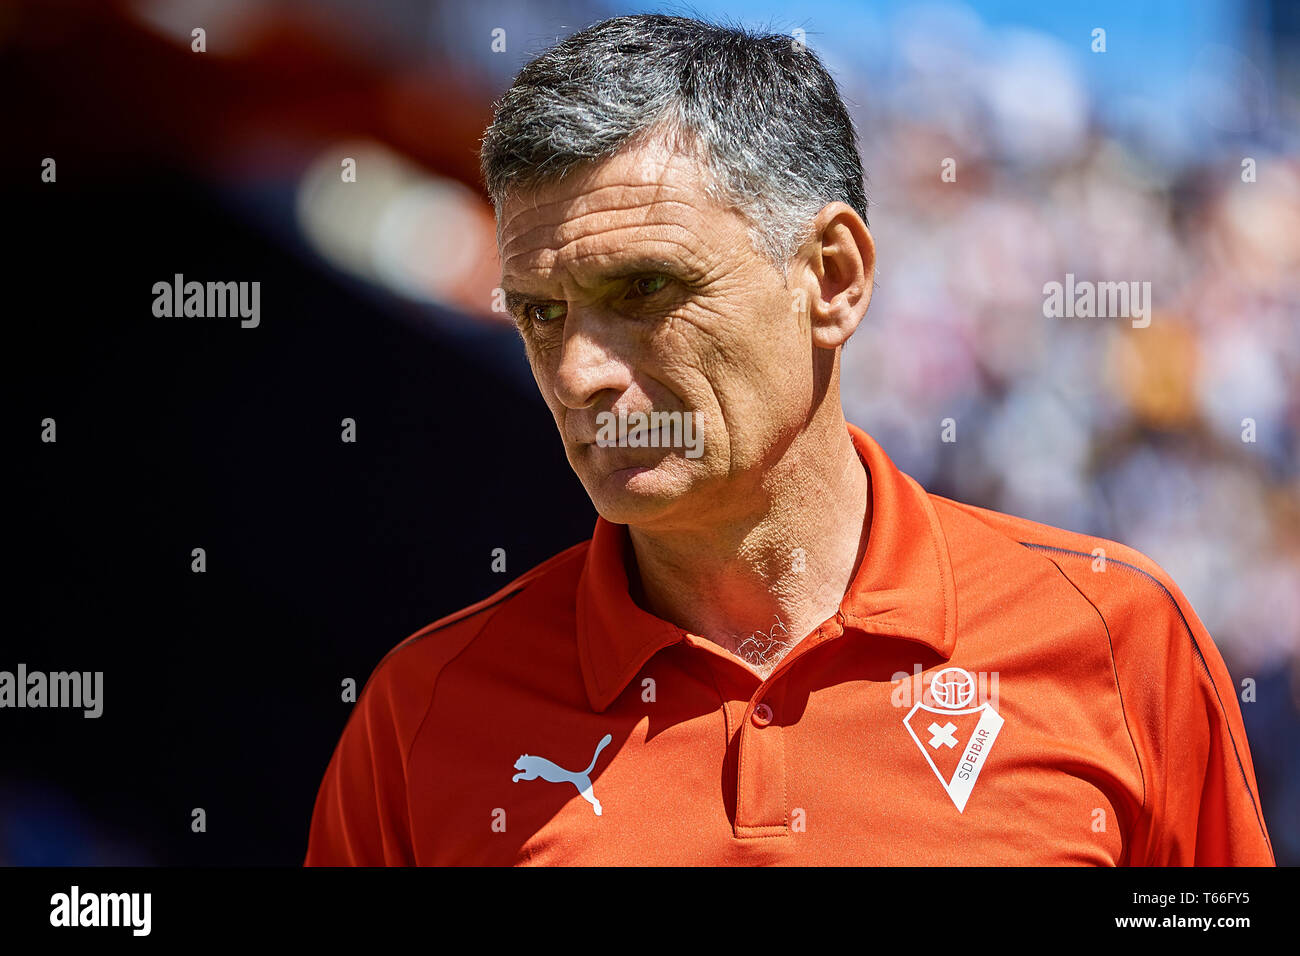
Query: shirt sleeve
[
  {"left": 304, "top": 661, "right": 417, "bottom": 866},
  {"left": 1121, "top": 567, "right": 1275, "bottom": 866}
]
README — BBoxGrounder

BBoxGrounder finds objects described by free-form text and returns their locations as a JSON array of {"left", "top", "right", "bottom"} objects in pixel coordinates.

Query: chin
[{"left": 584, "top": 461, "right": 691, "bottom": 526}]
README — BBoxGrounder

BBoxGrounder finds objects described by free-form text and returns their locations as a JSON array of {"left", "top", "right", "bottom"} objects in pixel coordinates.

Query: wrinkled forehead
[{"left": 497, "top": 138, "right": 736, "bottom": 281}]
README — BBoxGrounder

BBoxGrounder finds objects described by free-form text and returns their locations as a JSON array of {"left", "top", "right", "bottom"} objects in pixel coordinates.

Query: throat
[{"left": 720, "top": 616, "right": 800, "bottom": 678}]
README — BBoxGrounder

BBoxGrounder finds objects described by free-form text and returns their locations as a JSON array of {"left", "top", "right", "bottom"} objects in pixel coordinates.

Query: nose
[{"left": 552, "top": 313, "right": 629, "bottom": 411}]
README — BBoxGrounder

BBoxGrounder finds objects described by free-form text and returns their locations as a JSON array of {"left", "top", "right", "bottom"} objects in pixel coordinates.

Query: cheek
[
  {"left": 673, "top": 295, "right": 799, "bottom": 390},
  {"left": 678, "top": 295, "right": 811, "bottom": 453}
]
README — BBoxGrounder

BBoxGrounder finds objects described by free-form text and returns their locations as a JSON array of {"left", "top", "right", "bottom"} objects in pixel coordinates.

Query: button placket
[{"left": 735, "top": 679, "right": 789, "bottom": 836}]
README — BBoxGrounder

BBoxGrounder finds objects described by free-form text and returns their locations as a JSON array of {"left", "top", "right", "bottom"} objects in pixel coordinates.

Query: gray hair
[{"left": 479, "top": 14, "right": 869, "bottom": 274}]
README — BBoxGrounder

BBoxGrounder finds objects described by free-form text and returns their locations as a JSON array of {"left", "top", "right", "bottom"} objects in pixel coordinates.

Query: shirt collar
[{"left": 576, "top": 421, "right": 958, "bottom": 712}]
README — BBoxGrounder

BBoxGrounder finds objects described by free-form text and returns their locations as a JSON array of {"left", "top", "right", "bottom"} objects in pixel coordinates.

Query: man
[{"left": 304, "top": 15, "right": 1274, "bottom": 865}]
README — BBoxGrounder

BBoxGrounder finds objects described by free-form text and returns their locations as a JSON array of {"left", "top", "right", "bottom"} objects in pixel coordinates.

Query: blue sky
[{"left": 618, "top": 0, "right": 1271, "bottom": 156}]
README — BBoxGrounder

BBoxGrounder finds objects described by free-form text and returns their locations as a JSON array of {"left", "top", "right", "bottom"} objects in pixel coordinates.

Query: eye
[
  {"left": 526, "top": 302, "right": 567, "bottom": 324},
  {"left": 625, "top": 274, "right": 670, "bottom": 299}
]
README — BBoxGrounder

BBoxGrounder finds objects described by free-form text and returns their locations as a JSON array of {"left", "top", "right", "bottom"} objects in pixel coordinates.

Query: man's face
[{"left": 498, "top": 135, "right": 818, "bottom": 531}]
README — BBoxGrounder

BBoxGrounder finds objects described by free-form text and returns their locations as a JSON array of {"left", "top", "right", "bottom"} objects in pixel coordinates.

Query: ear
[{"left": 791, "top": 202, "right": 875, "bottom": 350}]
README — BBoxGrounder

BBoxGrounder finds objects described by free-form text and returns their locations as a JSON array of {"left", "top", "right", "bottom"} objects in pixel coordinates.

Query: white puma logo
[{"left": 512, "top": 733, "right": 613, "bottom": 816}]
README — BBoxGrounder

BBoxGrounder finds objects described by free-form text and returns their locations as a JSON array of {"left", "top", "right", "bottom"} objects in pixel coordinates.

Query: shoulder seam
[
  {"left": 1017, "top": 541, "right": 1146, "bottom": 861},
  {"left": 383, "top": 540, "right": 589, "bottom": 752},
  {"left": 403, "top": 588, "right": 522, "bottom": 863},
  {"left": 1019, "top": 541, "right": 1273, "bottom": 858},
  {"left": 388, "top": 541, "right": 587, "bottom": 862},
  {"left": 331, "top": 539, "right": 587, "bottom": 864},
  {"left": 387, "top": 585, "right": 523, "bottom": 663}
]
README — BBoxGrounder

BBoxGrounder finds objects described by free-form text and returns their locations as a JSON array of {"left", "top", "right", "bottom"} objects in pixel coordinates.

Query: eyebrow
[{"left": 501, "top": 258, "right": 692, "bottom": 312}]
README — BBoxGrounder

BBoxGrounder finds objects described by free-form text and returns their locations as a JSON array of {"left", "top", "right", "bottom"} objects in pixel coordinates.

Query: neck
[{"left": 627, "top": 411, "right": 871, "bottom": 677}]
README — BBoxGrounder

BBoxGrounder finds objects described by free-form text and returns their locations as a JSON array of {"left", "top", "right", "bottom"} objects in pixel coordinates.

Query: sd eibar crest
[{"left": 903, "top": 667, "right": 1003, "bottom": 812}]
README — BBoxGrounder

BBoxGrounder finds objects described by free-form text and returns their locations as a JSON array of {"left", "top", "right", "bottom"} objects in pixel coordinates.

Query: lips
[{"left": 581, "top": 432, "right": 674, "bottom": 473}]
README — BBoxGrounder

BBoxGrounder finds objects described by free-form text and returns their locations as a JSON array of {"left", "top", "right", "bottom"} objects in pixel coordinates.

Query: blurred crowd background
[{"left": 7, "top": 0, "right": 1298, "bottom": 865}]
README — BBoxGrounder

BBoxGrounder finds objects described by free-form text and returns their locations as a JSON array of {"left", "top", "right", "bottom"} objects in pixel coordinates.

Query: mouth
[
  {"left": 579, "top": 443, "right": 674, "bottom": 486},
  {"left": 571, "top": 407, "right": 703, "bottom": 469}
]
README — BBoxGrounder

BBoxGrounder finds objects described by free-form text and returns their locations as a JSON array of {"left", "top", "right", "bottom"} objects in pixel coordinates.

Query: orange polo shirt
[{"left": 304, "top": 422, "right": 1275, "bottom": 866}]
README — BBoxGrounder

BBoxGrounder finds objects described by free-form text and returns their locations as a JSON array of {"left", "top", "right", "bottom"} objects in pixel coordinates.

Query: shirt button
[{"left": 751, "top": 702, "right": 774, "bottom": 727}]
